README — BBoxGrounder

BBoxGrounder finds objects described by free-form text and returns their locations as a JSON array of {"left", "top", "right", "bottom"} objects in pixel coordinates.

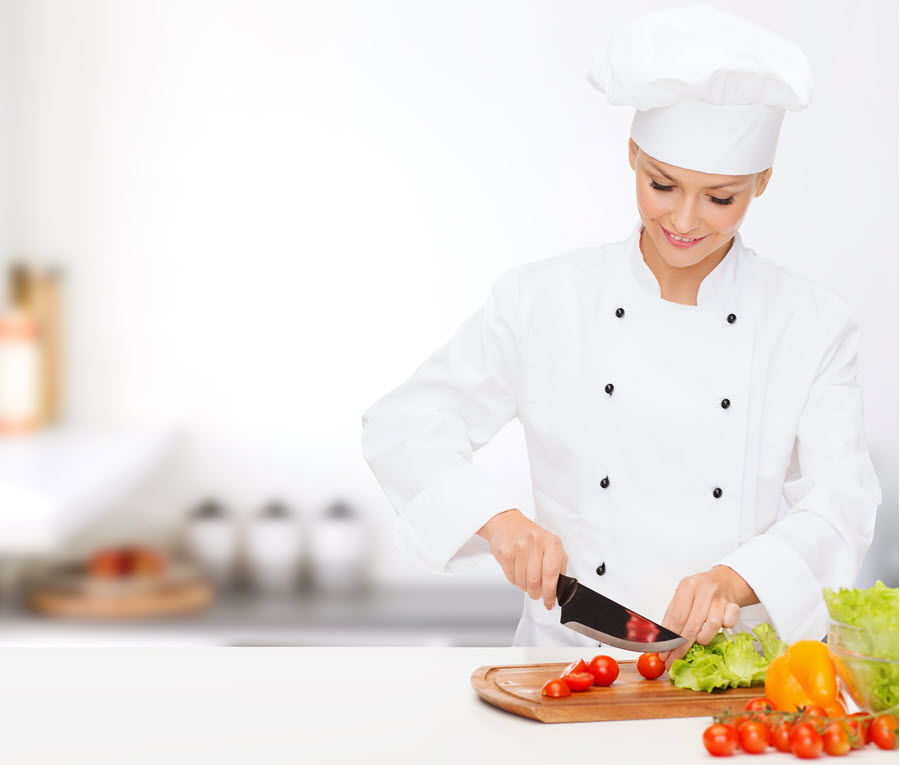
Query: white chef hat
[{"left": 587, "top": 5, "right": 813, "bottom": 175}]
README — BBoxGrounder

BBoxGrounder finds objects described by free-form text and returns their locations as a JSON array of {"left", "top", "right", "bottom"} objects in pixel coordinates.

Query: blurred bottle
[
  {"left": 184, "top": 499, "right": 238, "bottom": 589},
  {"left": 0, "top": 309, "right": 39, "bottom": 435},
  {"left": 310, "top": 500, "right": 366, "bottom": 594},
  {"left": 9, "top": 263, "right": 64, "bottom": 425},
  {"left": 246, "top": 500, "right": 303, "bottom": 595}
]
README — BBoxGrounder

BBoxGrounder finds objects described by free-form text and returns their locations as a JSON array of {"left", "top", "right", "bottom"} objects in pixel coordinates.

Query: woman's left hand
[{"left": 657, "top": 565, "right": 757, "bottom": 669}]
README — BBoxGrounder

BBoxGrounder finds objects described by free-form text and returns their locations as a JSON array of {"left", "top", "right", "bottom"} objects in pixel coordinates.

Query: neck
[{"left": 639, "top": 228, "right": 734, "bottom": 306}]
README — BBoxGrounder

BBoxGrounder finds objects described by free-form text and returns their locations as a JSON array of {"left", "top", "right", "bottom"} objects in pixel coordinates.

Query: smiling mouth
[{"left": 661, "top": 225, "right": 708, "bottom": 247}]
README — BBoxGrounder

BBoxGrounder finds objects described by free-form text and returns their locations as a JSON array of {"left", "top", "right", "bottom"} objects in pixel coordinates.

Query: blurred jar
[
  {"left": 246, "top": 501, "right": 303, "bottom": 594},
  {"left": 310, "top": 500, "right": 366, "bottom": 594},
  {"left": 0, "top": 310, "right": 39, "bottom": 435},
  {"left": 184, "top": 500, "right": 237, "bottom": 589}
]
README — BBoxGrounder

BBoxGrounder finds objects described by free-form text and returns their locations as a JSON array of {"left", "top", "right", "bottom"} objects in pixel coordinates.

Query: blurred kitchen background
[{"left": 0, "top": 1, "right": 896, "bottom": 646}]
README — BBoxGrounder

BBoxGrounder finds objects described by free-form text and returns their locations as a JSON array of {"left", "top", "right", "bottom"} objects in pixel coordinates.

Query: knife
[{"left": 556, "top": 574, "right": 686, "bottom": 652}]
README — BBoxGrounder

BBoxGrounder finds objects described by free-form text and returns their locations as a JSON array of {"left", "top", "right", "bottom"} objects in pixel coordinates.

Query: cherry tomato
[
  {"left": 847, "top": 711, "right": 871, "bottom": 747},
  {"left": 790, "top": 722, "right": 824, "bottom": 759},
  {"left": 730, "top": 714, "right": 750, "bottom": 731},
  {"left": 541, "top": 678, "right": 571, "bottom": 697},
  {"left": 870, "top": 714, "right": 898, "bottom": 751},
  {"left": 561, "top": 671, "right": 594, "bottom": 692},
  {"left": 822, "top": 721, "right": 851, "bottom": 757},
  {"left": 744, "top": 697, "right": 774, "bottom": 712},
  {"left": 636, "top": 652, "right": 665, "bottom": 680},
  {"left": 587, "top": 655, "right": 619, "bottom": 687},
  {"left": 560, "top": 658, "right": 588, "bottom": 678},
  {"left": 771, "top": 720, "right": 794, "bottom": 753},
  {"left": 703, "top": 723, "right": 739, "bottom": 757},
  {"left": 738, "top": 720, "right": 770, "bottom": 754},
  {"left": 800, "top": 704, "right": 828, "bottom": 720}
]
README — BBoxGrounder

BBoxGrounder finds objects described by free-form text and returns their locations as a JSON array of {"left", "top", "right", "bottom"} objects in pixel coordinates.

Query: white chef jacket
[{"left": 361, "top": 223, "right": 881, "bottom": 646}]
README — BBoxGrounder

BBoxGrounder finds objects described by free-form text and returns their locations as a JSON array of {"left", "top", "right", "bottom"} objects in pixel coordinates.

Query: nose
[{"left": 671, "top": 196, "right": 701, "bottom": 235}]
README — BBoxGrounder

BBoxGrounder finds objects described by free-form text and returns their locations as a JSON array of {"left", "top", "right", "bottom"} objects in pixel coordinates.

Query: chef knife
[{"left": 556, "top": 574, "right": 686, "bottom": 652}]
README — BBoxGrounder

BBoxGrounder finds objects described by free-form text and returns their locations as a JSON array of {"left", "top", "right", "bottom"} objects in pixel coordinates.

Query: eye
[
  {"left": 709, "top": 196, "right": 735, "bottom": 206},
  {"left": 650, "top": 180, "right": 673, "bottom": 191}
]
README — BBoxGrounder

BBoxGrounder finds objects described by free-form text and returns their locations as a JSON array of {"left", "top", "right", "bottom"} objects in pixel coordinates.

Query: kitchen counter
[
  {"left": 0, "top": 646, "right": 894, "bottom": 764},
  {"left": 0, "top": 585, "right": 524, "bottom": 646}
]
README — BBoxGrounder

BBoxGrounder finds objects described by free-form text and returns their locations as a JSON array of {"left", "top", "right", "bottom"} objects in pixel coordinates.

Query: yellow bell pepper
[{"left": 765, "top": 640, "right": 846, "bottom": 718}]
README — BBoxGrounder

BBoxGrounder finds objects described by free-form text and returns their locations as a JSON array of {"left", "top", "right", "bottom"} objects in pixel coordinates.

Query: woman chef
[{"left": 361, "top": 6, "right": 880, "bottom": 661}]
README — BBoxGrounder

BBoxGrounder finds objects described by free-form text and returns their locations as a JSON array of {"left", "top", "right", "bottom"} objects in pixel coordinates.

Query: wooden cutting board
[{"left": 471, "top": 661, "right": 764, "bottom": 723}]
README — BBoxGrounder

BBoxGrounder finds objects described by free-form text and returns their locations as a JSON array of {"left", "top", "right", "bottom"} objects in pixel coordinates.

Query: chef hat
[{"left": 587, "top": 5, "right": 813, "bottom": 175}]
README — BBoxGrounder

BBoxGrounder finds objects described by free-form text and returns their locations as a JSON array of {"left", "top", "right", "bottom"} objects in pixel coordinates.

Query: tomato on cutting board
[
  {"left": 541, "top": 678, "right": 571, "bottom": 698},
  {"left": 587, "top": 655, "right": 619, "bottom": 687},
  {"left": 560, "top": 672, "right": 594, "bottom": 692},
  {"left": 636, "top": 652, "right": 665, "bottom": 680}
]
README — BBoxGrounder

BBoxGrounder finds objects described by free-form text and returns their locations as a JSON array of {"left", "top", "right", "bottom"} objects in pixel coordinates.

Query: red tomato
[
  {"left": 800, "top": 704, "right": 828, "bottom": 719},
  {"left": 822, "top": 721, "right": 851, "bottom": 757},
  {"left": 636, "top": 652, "right": 665, "bottom": 680},
  {"left": 541, "top": 678, "right": 571, "bottom": 698},
  {"left": 730, "top": 714, "right": 750, "bottom": 731},
  {"left": 847, "top": 711, "right": 871, "bottom": 747},
  {"left": 561, "top": 671, "right": 594, "bottom": 692},
  {"left": 744, "top": 697, "right": 774, "bottom": 712},
  {"left": 587, "top": 655, "right": 619, "bottom": 687},
  {"left": 771, "top": 721, "right": 793, "bottom": 753},
  {"left": 738, "top": 720, "right": 770, "bottom": 754},
  {"left": 870, "top": 714, "right": 898, "bottom": 751},
  {"left": 790, "top": 722, "right": 824, "bottom": 759},
  {"left": 560, "top": 658, "right": 588, "bottom": 678},
  {"left": 702, "top": 723, "right": 739, "bottom": 757}
]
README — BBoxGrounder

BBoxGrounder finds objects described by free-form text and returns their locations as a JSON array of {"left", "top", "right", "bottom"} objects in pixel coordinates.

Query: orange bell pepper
[{"left": 765, "top": 640, "right": 846, "bottom": 718}]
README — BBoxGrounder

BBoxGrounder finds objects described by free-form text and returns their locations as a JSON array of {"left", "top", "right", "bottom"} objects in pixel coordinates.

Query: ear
[
  {"left": 754, "top": 167, "right": 773, "bottom": 198},
  {"left": 628, "top": 138, "right": 639, "bottom": 171}
]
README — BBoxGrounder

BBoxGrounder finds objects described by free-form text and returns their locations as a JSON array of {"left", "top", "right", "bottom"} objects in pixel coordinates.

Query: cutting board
[
  {"left": 28, "top": 569, "right": 213, "bottom": 620},
  {"left": 471, "top": 661, "right": 764, "bottom": 723}
]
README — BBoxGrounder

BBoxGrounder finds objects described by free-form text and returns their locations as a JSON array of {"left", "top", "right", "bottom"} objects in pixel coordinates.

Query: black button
[
  {"left": 721, "top": 399, "right": 731, "bottom": 409},
  {"left": 713, "top": 487, "right": 723, "bottom": 498},
  {"left": 727, "top": 314, "right": 737, "bottom": 324},
  {"left": 615, "top": 307, "right": 625, "bottom": 318},
  {"left": 605, "top": 383, "right": 614, "bottom": 395},
  {"left": 595, "top": 562, "right": 606, "bottom": 576},
  {"left": 600, "top": 476, "right": 610, "bottom": 489}
]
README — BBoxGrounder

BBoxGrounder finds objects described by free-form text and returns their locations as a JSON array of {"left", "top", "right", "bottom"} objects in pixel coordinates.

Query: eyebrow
[{"left": 647, "top": 160, "right": 742, "bottom": 190}]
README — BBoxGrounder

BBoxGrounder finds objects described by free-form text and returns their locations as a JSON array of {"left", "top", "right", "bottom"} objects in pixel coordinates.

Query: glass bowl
[{"left": 827, "top": 619, "right": 899, "bottom": 714}]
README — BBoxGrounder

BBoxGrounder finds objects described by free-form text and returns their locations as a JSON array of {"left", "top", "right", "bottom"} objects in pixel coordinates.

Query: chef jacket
[{"left": 361, "top": 223, "right": 881, "bottom": 646}]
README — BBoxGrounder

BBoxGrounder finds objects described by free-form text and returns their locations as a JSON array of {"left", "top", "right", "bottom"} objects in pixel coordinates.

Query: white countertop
[{"left": 0, "top": 646, "right": 894, "bottom": 764}]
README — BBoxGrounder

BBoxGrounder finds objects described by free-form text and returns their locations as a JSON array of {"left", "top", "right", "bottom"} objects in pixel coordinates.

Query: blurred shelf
[
  {"left": 0, "top": 585, "right": 525, "bottom": 647},
  {"left": 0, "top": 427, "right": 174, "bottom": 553}
]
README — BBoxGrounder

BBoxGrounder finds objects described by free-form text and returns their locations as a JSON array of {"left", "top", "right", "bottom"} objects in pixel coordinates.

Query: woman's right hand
[{"left": 476, "top": 509, "right": 568, "bottom": 610}]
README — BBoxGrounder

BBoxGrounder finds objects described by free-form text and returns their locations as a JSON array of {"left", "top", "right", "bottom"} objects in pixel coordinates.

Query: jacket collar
[{"left": 627, "top": 221, "right": 743, "bottom": 309}]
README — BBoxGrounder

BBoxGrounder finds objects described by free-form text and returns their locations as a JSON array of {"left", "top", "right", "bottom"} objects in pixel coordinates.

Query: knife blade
[{"left": 556, "top": 574, "right": 686, "bottom": 652}]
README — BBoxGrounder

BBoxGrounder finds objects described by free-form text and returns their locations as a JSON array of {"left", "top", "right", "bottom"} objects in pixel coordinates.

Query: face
[{"left": 629, "top": 140, "right": 771, "bottom": 269}]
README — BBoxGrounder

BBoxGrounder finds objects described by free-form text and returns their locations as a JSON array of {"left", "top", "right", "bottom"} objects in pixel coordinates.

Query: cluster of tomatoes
[
  {"left": 542, "top": 652, "right": 666, "bottom": 697},
  {"left": 702, "top": 698, "right": 898, "bottom": 757}
]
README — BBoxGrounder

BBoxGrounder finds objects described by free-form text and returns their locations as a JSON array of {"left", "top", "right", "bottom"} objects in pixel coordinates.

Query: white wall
[{"left": 6, "top": 0, "right": 897, "bottom": 587}]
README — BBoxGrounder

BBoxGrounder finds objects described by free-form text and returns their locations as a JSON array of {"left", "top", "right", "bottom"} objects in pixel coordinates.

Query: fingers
[
  {"left": 487, "top": 514, "right": 566, "bottom": 610},
  {"left": 723, "top": 602, "right": 740, "bottom": 629},
  {"left": 541, "top": 536, "right": 564, "bottom": 610},
  {"left": 660, "top": 574, "right": 743, "bottom": 669}
]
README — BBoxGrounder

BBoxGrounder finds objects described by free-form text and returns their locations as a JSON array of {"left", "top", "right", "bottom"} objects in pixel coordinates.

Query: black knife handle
[{"left": 557, "top": 574, "right": 578, "bottom": 607}]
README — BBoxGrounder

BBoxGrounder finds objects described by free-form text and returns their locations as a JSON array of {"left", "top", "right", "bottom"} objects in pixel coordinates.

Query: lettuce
[
  {"left": 823, "top": 580, "right": 899, "bottom": 711},
  {"left": 668, "top": 623, "right": 786, "bottom": 692}
]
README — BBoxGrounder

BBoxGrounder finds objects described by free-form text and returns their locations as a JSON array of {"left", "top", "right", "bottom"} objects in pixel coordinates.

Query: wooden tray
[
  {"left": 471, "top": 661, "right": 764, "bottom": 723},
  {"left": 28, "top": 577, "right": 214, "bottom": 620}
]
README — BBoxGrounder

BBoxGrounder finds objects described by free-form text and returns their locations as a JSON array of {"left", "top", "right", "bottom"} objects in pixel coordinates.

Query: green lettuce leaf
[
  {"left": 823, "top": 580, "right": 899, "bottom": 711},
  {"left": 753, "top": 622, "right": 788, "bottom": 663},
  {"left": 668, "top": 622, "right": 786, "bottom": 693}
]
